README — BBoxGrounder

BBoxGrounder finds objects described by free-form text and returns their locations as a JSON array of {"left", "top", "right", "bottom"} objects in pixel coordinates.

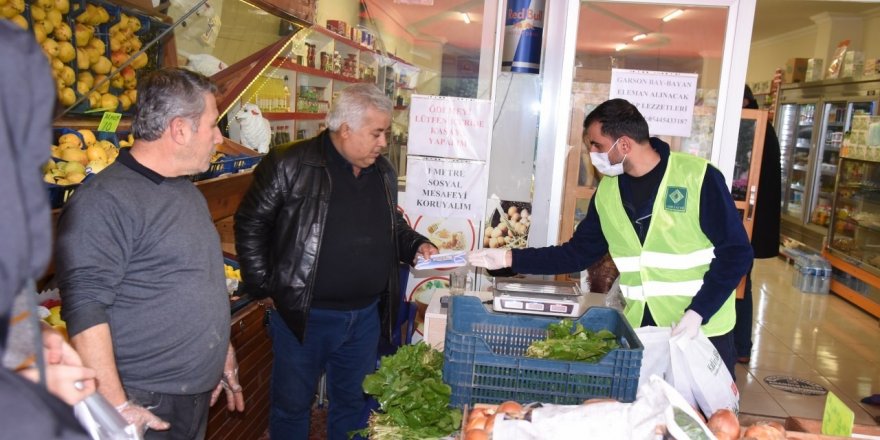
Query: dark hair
[
  {"left": 132, "top": 68, "right": 218, "bottom": 141},
  {"left": 582, "top": 98, "right": 649, "bottom": 143},
  {"left": 743, "top": 85, "right": 759, "bottom": 109}
]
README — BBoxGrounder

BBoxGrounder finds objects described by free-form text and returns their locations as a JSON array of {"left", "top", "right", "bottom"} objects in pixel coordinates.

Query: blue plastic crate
[
  {"left": 47, "top": 184, "right": 79, "bottom": 209},
  {"left": 231, "top": 155, "right": 263, "bottom": 173},
  {"left": 191, "top": 154, "right": 263, "bottom": 181},
  {"left": 442, "top": 295, "right": 643, "bottom": 408}
]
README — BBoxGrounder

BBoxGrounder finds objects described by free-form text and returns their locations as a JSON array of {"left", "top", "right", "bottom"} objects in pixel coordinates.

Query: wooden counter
[{"left": 206, "top": 300, "right": 273, "bottom": 440}]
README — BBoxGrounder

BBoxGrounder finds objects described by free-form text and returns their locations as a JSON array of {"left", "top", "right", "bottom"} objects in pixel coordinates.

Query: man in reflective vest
[{"left": 469, "top": 98, "right": 753, "bottom": 377}]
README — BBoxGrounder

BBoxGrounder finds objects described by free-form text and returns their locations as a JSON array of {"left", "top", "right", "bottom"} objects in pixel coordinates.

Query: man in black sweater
[
  {"left": 234, "top": 83, "right": 437, "bottom": 440},
  {"left": 57, "top": 68, "right": 245, "bottom": 439}
]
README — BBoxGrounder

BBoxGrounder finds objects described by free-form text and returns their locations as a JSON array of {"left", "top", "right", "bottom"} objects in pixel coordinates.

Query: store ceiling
[{"left": 365, "top": 0, "right": 880, "bottom": 58}]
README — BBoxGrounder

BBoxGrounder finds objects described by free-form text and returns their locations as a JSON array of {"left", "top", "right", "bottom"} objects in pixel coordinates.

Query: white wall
[
  {"left": 863, "top": 9, "right": 880, "bottom": 59},
  {"left": 746, "top": 27, "right": 817, "bottom": 83}
]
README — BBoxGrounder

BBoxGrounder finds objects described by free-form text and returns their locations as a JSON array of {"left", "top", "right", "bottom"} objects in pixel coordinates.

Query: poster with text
[
  {"left": 404, "top": 156, "right": 488, "bottom": 220},
  {"left": 609, "top": 69, "right": 698, "bottom": 137},
  {"left": 408, "top": 95, "right": 492, "bottom": 161}
]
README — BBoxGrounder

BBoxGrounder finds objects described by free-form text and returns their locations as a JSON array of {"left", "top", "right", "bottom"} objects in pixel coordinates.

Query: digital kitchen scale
[{"left": 492, "top": 278, "right": 588, "bottom": 318}]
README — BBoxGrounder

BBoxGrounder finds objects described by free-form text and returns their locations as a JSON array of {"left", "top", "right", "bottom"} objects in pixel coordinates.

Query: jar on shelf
[
  {"left": 306, "top": 44, "right": 316, "bottom": 68},
  {"left": 320, "top": 52, "right": 330, "bottom": 72},
  {"left": 333, "top": 51, "right": 342, "bottom": 75}
]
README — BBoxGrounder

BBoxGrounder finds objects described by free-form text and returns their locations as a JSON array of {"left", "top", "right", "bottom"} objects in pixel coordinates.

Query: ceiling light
[
  {"left": 662, "top": 9, "right": 684, "bottom": 22},
  {"left": 615, "top": 43, "right": 627, "bottom": 51},
  {"left": 632, "top": 33, "right": 647, "bottom": 41},
  {"left": 461, "top": 12, "right": 471, "bottom": 24}
]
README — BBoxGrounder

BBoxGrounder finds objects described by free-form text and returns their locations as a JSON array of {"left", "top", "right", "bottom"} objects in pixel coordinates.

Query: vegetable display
[
  {"left": 359, "top": 343, "right": 461, "bottom": 439},
  {"left": 525, "top": 319, "right": 619, "bottom": 362}
]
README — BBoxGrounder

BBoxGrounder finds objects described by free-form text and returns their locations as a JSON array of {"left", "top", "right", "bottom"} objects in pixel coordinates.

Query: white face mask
[{"left": 590, "top": 137, "right": 626, "bottom": 176}]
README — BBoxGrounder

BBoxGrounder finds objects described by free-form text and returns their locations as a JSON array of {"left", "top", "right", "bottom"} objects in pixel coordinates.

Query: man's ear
[
  {"left": 338, "top": 122, "right": 350, "bottom": 139},
  {"left": 618, "top": 136, "right": 632, "bottom": 154},
  {"left": 169, "top": 117, "right": 190, "bottom": 144}
]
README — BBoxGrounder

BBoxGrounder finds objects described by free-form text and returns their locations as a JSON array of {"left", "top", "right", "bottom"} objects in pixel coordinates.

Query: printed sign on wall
[
  {"left": 405, "top": 156, "right": 487, "bottom": 220},
  {"left": 609, "top": 69, "right": 699, "bottom": 137},
  {"left": 408, "top": 95, "right": 492, "bottom": 161}
]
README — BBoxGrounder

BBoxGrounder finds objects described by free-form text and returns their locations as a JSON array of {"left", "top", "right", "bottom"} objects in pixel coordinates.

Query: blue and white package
[{"left": 415, "top": 251, "right": 467, "bottom": 270}]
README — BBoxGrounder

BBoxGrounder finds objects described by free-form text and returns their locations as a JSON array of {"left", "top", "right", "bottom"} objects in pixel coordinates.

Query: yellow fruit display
[
  {"left": 58, "top": 87, "right": 76, "bottom": 106},
  {"left": 224, "top": 264, "right": 242, "bottom": 281},
  {"left": 118, "top": 94, "right": 132, "bottom": 111},
  {"left": 87, "top": 91, "right": 100, "bottom": 108},
  {"left": 57, "top": 40, "right": 75, "bottom": 63},
  {"left": 10, "top": 13, "right": 26, "bottom": 29},
  {"left": 59, "top": 65, "right": 75, "bottom": 86},
  {"left": 85, "top": 144, "right": 107, "bottom": 162},
  {"left": 33, "top": 25, "right": 47, "bottom": 43},
  {"left": 78, "top": 129, "right": 96, "bottom": 146},
  {"left": 46, "top": 8, "right": 62, "bottom": 28},
  {"left": 53, "top": 22, "right": 71, "bottom": 41},
  {"left": 92, "top": 74, "right": 109, "bottom": 93},
  {"left": 54, "top": 0, "right": 69, "bottom": 14},
  {"left": 74, "top": 24, "right": 93, "bottom": 47},
  {"left": 60, "top": 160, "right": 86, "bottom": 176},
  {"left": 30, "top": 6, "right": 46, "bottom": 21},
  {"left": 76, "top": 48, "right": 90, "bottom": 70},
  {"left": 58, "top": 132, "right": 82, "bottom": 148},
  {"left": 65, "top": 172, "right": 85, "bottom": 184},
  {"left": 91, "top": 55, "right": 111, "bottom": 74},
  {"left": 109, "top": 73, "right": 123, "bottom": 89},
  {"left": 41, "top": 39, "right": 59, "bottom": 57},
  {"left": 99, "top": 93, "right": 118, "bottom": 111},
  {"left": 86, "top": 160, "right": 107, "bottom": 174},
  {"left": 60, "top": 147, "right": 88, "bottom": 166}
]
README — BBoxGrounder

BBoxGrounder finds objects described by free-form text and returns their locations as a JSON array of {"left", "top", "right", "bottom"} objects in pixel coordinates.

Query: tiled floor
[{"left": 737, "top": 257, "right": 880, "bottom": 426}]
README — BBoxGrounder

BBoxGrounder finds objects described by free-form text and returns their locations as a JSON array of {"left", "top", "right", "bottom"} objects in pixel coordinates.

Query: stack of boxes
[
  {"left": 805, "top": 58, "right": 823, "bottom": 82},
  {"left": 784, "top": 58, "right": 808, "bottom": 83},
  {"left": 841, "top": 51, "right": 864, "bottom": 79}
]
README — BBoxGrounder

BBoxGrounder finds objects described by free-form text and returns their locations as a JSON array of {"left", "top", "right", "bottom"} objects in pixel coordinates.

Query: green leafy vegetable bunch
[
  {"left": 359, "top": 342, "right": 461, "bottom": 439},
  {"left": 525, "top": 319, "right": 620, "bottom": 362}
]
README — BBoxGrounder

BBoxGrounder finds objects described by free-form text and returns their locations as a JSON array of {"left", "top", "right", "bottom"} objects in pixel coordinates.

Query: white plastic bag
[
  {"left": 669, "top": 333, "right": 739, "bottom": 416},
  {"left": 634, "top": 326, "right": 671, "bottom": 392}
]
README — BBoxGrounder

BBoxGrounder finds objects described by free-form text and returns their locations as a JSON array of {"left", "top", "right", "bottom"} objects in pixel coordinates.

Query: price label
[
  {"left": 98, "top": 112, "right": 122, "bottom": 133},
  {"left": 821, "top": 391, "right": 854, "bottom": 437}
]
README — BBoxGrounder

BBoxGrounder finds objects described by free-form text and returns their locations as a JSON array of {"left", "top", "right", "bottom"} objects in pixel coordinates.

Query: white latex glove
[
  {"left": 116, "top": 401, "right": 170, "bottom": 436},
  {"left": 671, "top": 309, "right": 703, "bottom": 339},
  {"left": 467, "top": 248, "right": 511, "bottom": 270},
  {"left": 211, "top": 345, "right": 245, "bottom": 412}
]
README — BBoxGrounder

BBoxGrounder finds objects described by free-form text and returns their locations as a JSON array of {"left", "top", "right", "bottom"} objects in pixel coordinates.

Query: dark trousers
[
  {"left": 124, "top": 386, "right": 212, "bottom": 440},
  {"left": 733, "top": 267, "right": 754, "bottom": 359},
  {"left": 267, "top": 301, "right": 379, "bottom": 440}
]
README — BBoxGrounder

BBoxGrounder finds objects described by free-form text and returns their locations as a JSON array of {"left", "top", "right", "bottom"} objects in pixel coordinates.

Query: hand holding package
[{"left": 467, "top": 248, "right": 509, "bottom": 270}]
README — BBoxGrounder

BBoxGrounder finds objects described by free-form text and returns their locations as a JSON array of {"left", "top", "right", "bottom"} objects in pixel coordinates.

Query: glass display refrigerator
[{"left": 775, "top": 78, "right": 880, "bottom": 251}]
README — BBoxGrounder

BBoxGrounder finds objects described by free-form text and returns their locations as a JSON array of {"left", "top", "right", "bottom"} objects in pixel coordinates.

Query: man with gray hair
[
  {"left": 235, "top": 83, "right": 437, "bottom": 439},
  {"left": 57, "top": 68, "right": 245, "bottom": 439}
]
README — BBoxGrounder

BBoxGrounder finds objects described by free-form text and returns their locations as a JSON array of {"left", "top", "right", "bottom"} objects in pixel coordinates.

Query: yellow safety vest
[{"left": 595, "top": 152, "right": 735, "bottom": 337}]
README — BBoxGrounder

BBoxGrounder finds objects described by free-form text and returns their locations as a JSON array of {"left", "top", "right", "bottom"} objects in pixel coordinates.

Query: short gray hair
[
  {"left": 326, "top": 83, "right": 392, "bottom": 132},
  {"left": 132, "top": 68, "right": 218, "bottom": 141}
]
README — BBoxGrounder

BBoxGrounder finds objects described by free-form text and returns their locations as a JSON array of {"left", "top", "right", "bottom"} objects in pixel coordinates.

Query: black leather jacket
[{"left": 234, "top": 131, "right": 430, "bottom": 343}]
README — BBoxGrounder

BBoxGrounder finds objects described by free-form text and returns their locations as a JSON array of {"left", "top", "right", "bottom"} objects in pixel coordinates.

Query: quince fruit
[
  {"left": 58, "top": 132, "right": 82, "bottom": 148},
  {"left": 78, "top": 129, "right": 96, "bottom": 146}
]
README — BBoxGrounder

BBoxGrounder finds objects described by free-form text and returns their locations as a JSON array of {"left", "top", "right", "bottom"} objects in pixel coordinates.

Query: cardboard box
[
  {"left": 864, "top": 59, "right": 880, "bottom": 77},
  {"left": 806, "top": 58, "right": 823, "bottom": 82},
  {"left": 785, "top": 58, "right": 809, "bottom": 83}
]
